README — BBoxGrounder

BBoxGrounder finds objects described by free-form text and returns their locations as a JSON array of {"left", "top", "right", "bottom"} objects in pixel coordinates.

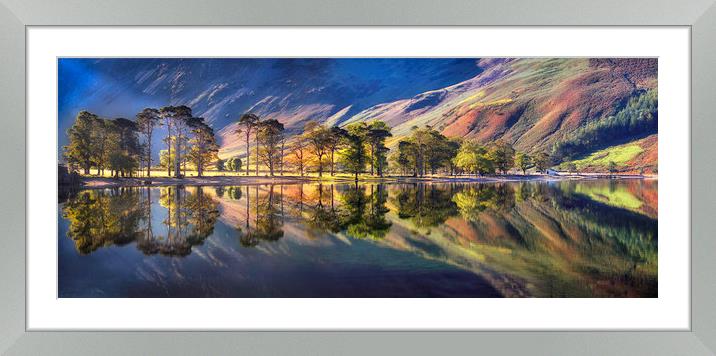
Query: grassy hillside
[
  {"left": 339, "top": 58, "right": 656, "bottom": 152},
  {"left": 218, "top": 58, "right": 657, "bottom": 170},
  {"left": 558, "top": 134, "right": 657, "bottom": 173}
]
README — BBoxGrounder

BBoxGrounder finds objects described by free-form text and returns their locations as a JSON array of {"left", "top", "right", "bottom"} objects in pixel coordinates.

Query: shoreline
[{"left": 66, "top": 173, "right": 657, "bottom": 189}]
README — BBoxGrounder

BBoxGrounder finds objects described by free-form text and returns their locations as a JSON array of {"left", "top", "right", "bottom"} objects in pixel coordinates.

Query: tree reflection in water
[
  {"left": 60, "top": 179, "right": 658, "bottom": 297},
  {"left": 62, "top": 187, "right": 144, "bottom": 254},
  {"left": 305, "top": 184, "right": 342, "bottom": 234},
  {"left": 388, "top": 181, "right": 658, "bottom": 297},
  {"left": 341, "top": 184, "right": 391, "bottom": 239},
  {"left": 392, "top": 183, "right": 458, "bottom": 229},
  {"left": 63, "top": 186, "right": 219, "bottom": 257},
  {"left": 234, "top": 183, "right": 393, "bottom": 245}
]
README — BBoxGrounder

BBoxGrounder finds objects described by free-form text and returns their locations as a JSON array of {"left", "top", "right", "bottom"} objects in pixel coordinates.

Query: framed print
[
  {"left": 2, "top": 0, "right": 716, "bottom": 354},
  {"left": 27, "top": 27, "right": 689, "bottom": 331}
]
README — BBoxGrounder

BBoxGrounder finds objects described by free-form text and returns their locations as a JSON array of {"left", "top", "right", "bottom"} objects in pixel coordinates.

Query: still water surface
[{"left": 58, "top": 180, "right": 657, "bottom": 297}]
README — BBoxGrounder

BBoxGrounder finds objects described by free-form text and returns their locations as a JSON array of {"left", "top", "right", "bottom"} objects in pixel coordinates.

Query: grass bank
[{"left": 73, "top": 172, "right": 654, "bottom": 189}]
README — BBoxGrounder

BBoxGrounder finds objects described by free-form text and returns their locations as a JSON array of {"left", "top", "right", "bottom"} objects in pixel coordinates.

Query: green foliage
[
  {"left": 65, "top": 106, "right": 223, "bottom": 177},
  {"left": 392, "top": 126, "right": 456, "bottom": 176},
  {"left": 160, "top": 105, "right": 194, "bottom": 177},
  {"left": 452, "top": 184, "right": 515, "bottom": 222},
  {"left": 341, "top": 185, "right": 391, "bottom": 240},
  {"left": 488, "top": 140, "right": 516, "bottom": 174},
  {"left": 608, "top": 161, "right": 618, "bottom": 173},
  {"left": 63, "top": 111, "right": 97, "bottom": 174},
  {"left": 159, "top": 149, "right": 176, "bottom": 169},
  {"left": 366, "top": 120, "right": 392, "bottom": 176},
  {"left": 135, "top": 108, "right": 161, "bottom": 175},
  {"left": 62, "top": 186, "right": 219, "bottom": 256},
  {"left": 515, "top": 152, "right": 533, "bottom": 174},
  {"left": 216, "top": 159, "right": 225, "bottom": 171},
  {"left": 226, "top": 157, "right": 242, "bottom": 172},
  {"left": 533, "top": 152, "right": 551, "bottom": 172},
  {"left": 573, "top": 182, "right": 643, "bottom": 211},
  {"left": 390, "top": 140, "right": 415, "bottom": 175},
  {"left": 287, "top": 136, "right": 307, "bottom": 176},
  {"left": 253, "top": 186, "right": 284, "bottom": 243},
  {"left": 339, "top": 129, "right": 367, "bottom": 180},
  {"left": 552, "top": 89, "right": 657, "bottom": 162},
  {"left": 256, "top": 119, "right": 285, "bottom": 176},
  {"left": 563, "top": 143, "right": 643, "bottom": 172},
  {"left": 64, "top": 111, "right": 141, "bottom": 177},
  {"left": 61, "top": 188, "right": 143, "bottom": 254},
  {"left": 327, "top": 126, "right": 348, "bottom": 176},
  {"left": 303, "top": 121, "right": 332, "bottom": 176},
  {"left": 186, "top": 118, "right": 219, "bottom": 177},
  {"left": 453, "top": 140, "right": 495, "bottom": 175},
  {"left": 392, "top": 184, "right": 458, "bottom": 228},
  {"left": 236, "top": 113, "right": 260, "bottom": 175}
]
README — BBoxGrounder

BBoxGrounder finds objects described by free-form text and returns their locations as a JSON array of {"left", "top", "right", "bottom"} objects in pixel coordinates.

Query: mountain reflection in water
[{"left": 58, "top": 180, "right": 657, "bottom": 298}]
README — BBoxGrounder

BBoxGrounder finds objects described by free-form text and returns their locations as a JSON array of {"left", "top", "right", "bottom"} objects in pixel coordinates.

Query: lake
[{"left": 58, "top": 179, "right": 657, "bottom": 298}]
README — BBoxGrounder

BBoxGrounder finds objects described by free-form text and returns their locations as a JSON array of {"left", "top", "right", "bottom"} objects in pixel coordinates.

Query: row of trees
[
  {"left": 453, "top": 140, "right": 550, "bottom": 175},
  {"left": 65, "top": 106, "right": 552, "bottom": 179},
  {"left": 64, "top": 111, "right": 142, "bottom": 177},
  {"left": 232, "top": 115, "right": 393, "bottom": 180},
  {"left": 233, "top": 113, "right": 287, "bottom": 177},
  {"left": 390, "top": 126, "right": 550, "bottom": 177},
  {"left": 64, "top": 106, "right": 219, "bottom": 177},
  {"left": 138, "top": 106, "right": 219, "bottom": 177},
  {"left": 391, "top": 126, "right": 460, "bottom": 176}
]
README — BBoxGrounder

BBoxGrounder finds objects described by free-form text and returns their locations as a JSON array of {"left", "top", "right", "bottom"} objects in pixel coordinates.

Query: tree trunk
[
  {"left": 174, "top": 137, "right": 181, "bottom": 178},
  {"left": 255, "top": 132, "right": 259, "bottom": 176},
  {"left": 280, "top": 141, "right": 285, "bottom": 176},
  {"left": 145, "top": 188, "right": 153, "bottom": 242},
  {"left": 246, "top": 131, "right": 250, "bottom": 176},
  {"left": 146, "top": 154, "right": 151, "bottom": 177},
  {"left": 146, "top": 131, "right": 152, "bottom": 177},
  {"left": 167, "top": 137, "right": 172, "bottom": 177},
  {"left": 245, "top": 185, "right": 250, "bottom": 231},
  {"left": 317, "top": 155, "right": 323, "bottom": 177},
  {"left": 174, "top": 187, "right": 181, "bottom": 239},
  {"left": 330, "top": 150, "right": 335, "bottom": 176},
  {"left": 370, "top": 144, "right": 375, "bottom": 175}
]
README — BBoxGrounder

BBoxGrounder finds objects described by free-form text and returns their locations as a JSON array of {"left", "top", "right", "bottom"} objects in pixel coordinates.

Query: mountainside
[
  {"left": 341, "top": 58, "right": 657, "bottom": 162},
  {"left": 58, "top": 58, "right": 483, "bottom": 159},
  {"left": 219, "top": 58, "right": 657, "bottom": 171},
  {"left": 59, "top": 58, "right": 657, "bottom": 171},
  {"left": 560, "top": 134, "right": 657, "bottom": 174}
]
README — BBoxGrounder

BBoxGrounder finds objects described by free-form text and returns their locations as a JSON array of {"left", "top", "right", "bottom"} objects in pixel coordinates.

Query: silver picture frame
[{"left": 1, "top": 0, "right": 714, "bottom": 354}]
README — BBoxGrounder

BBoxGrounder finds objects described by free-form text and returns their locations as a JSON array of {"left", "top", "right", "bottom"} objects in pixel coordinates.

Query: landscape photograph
[{"left": 58, "top": 57, "right": 658, "bottom": 298}]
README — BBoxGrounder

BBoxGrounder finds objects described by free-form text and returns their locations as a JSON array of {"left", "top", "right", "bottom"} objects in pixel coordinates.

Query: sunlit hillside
[
  {"left": 219, "top": 58, "right": 658, "bottom": 172},
  {"left": 58, "top": 58, "right": 657, "bottom": 173}
]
